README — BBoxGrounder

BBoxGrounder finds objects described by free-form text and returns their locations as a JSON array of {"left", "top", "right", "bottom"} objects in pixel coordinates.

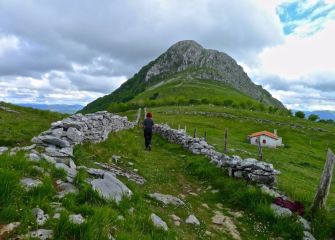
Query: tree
[
  {"left": 308, "top": 114, "right": 319, "bottom": 122},
  {"left": 295, "top": 111, "right": 305, "bottom": 119}
]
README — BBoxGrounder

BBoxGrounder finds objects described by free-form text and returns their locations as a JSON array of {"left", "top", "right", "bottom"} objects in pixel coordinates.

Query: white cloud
[
  {"left": 258, "top": 20, "right": 335, "bottom": 79},
  {"left": 0, "top": 35, "right": 19, "bottom": 56}
]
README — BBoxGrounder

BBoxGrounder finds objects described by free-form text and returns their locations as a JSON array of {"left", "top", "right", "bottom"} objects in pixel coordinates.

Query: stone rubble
[
  {"left": 95, "top": 162, "right": 146, "bottom": 185},
  {"left": 150, "top": 213, "right": 168, "bottom": 231},
  {"left": 153, "top": 124, "right": 280, "bottom": 186},
  {"left": 211, "top": 211, "right": 241, "bottom": 240},
  {"left": 149, "top": 193, "right": 185, "bottom": 206}
]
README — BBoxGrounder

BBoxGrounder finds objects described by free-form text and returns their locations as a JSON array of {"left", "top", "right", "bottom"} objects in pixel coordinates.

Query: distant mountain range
[
  {"left": 293, "top": 110, "right": 335, "bottom": 120},
  {"left": 305, "top": 110, "right": 335, "bottom": 120},
  {"left": 18, "top": 103, "right": 83, "bottom": 114}
]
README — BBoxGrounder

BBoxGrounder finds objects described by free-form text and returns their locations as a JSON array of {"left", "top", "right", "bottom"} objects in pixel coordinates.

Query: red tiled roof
[{"left": 249, "top": 131, "right": 278, "bottom": 140}]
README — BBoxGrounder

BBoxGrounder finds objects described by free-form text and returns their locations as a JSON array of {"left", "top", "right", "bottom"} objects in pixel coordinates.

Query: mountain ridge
[{"left": 81, "top": 40, "right": 285, "bottom": 113}]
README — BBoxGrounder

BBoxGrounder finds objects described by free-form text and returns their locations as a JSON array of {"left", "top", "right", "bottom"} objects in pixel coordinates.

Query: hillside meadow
[{"left": 137, "top": 105, "right": 335, "bottom": 208}]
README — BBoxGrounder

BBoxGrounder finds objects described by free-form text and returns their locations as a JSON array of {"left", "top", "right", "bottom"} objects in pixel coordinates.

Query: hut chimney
[{"left": 274, "top": 129, "right": 277, "bottom": 137}]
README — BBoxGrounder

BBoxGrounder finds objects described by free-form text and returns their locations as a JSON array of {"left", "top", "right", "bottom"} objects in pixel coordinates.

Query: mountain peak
[{"left": 167, "top": 40, "right": 203, "bottom": 52}]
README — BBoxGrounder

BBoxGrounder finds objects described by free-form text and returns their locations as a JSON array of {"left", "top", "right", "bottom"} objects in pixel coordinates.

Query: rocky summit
[
  {"left": 144, "top": 40, "right": 283, "bottom": 107},
  {"left": 81, "top": 40, "right": 284, "bottom": 113}
]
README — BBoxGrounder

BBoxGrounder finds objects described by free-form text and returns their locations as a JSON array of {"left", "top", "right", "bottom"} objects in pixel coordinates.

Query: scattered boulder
[
  {"left": 25, "top": 229, "right": 53, "bottom": 240},
  {"left": 56, "top": 181, "right": 78, "bottom": 198},
  {"left": 211, "top": 211, "right": 241, "bottom": 240},
  {"left": 0, "top": 222, "right": 20, "bottom": 237},
  {"left": 170, "top": 214, "right": 181, "bottom": 226},
  {"left": 185, "top": 214, "right": 200, "bottom": 226},
  {"left": 149, "top": 193, "right": 185, "bottom": 206},
  {"left": 69, "top": 214, "right": 85, "bottom": 224},
  {"left": 90, "top": 172, "right": 132, "bottom": 203},
  {"left": 32, "top": 208, "right": 49, "bottom": 226},
  {"left": 0, "top": 147, "right": 8, "bottom": 155},
  {"left": 20, "top": 178, "right": 42, "bottom": 190},
  {"left": 150, "top": 213, "right": 168, "bottom": 231}
]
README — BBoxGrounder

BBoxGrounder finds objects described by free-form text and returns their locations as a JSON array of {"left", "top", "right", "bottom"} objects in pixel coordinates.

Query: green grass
[
  {"left": 145, "top": 105, "right": 335, "bottom": 208},
  {"left": 0, "top": 102, "right": 65, "bottom": 147},
  {"left": 72, "top": 127, "right": 304, "bottom": 239}
]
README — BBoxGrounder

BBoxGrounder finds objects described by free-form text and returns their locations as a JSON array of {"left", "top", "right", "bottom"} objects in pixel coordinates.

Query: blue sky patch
[{"left": 277, "top": 0, "right": 335, "bottom": 35}]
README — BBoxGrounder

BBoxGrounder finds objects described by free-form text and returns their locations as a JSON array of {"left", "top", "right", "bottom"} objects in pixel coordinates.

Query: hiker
[{"left": 143, "top": 112, "right": 154, "bottom": 150}]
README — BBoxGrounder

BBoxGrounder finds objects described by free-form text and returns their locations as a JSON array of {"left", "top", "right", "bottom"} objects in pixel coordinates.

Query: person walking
[{"left": 143, "top": 112, "right": 154, "bottom": 150}]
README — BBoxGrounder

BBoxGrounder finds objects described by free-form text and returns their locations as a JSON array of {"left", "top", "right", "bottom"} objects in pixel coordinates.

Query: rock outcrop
[
  {"left": 144, "top": 40, "right": 284, "bottom": 108},
  {"left": 153, "top": 124, "right": 280, "bottom": 186}
]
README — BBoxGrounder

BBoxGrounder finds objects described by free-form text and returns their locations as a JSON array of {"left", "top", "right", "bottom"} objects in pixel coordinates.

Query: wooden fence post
[
  {"left": 311, "top": 148, "right": 335, "bottom": 213},
  {"left": 193, "top": 128, "right": 197, "bottom": 138},
  {"left": 224, "top": 128, "right": 228, "bottom": 154},
  {"left": 184, "top": 125, "right": 187, "bottom": 134},
  {"left": 258, "top": 136, "right": 263, "bottom": 161}
]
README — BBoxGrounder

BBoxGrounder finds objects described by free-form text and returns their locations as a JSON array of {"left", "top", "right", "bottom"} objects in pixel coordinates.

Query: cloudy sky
[{"left": 0, "top": 0, "right": 334, "bottom": 110}]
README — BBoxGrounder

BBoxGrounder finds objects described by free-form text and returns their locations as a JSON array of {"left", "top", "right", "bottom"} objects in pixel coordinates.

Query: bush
[
  {"left": 295, "top": 111, "right": 305, "bottom": 119},
  {"left": 308, "top": 114, "right": 319, "bottom": 121},
  {"left": 223, "top": 99, "right": 233, "bottom": 107}
]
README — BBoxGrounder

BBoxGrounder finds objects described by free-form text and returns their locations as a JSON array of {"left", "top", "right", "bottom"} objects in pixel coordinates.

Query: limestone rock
[
  {"left": 26, "top": 229, "right": 53, "bottom": 240},
  {"left": 27, "top": 152, "right": 41, "bottom": 161},
  {"left": 299, "top": 216, "right": 311, "bottom": 231},
  {"left": 211, "top": 211, "right": 241, "bottom": 240},
  {"left": 185, "top": 214, "right": 200, "bottom": 225},
  {"left": 57, "top": 181, "right": 78, "bottom": 198},
  {"left": 32, "top": 208, "right": 49, "bottom": 226},
  {"left": 55, "top": 163, "right": 77, "bottom": 181},
  {"left": 150, "top": 213, "right": 168, "bottom": 231},
  {"left": 0, "top": 222, "right": 20, "bottom": 237},
  {"left": 0, "top": 146, "right": 8, "bottom": 155},
  {"left": 69, "top": 214, "right": 85, "bottom": 224},
  {"left": 149, "top": 193, "right": 185, "bottom": 206},
  {"left": 39, "top": 136, "right": 70, "bottom": 148},
  {"left": 271, "top": 204, "right": 292, "bottom": 217},
  {"left": 90, "top": 172, "right": 132, "bottom": 203},
  {"left": 303, "top": 231, "right": 316, "bottom": 240},
  {"left": 66, "top": 127, "right": 84, "bottom": 143},
  {"left": 260, "top": 185, "right": 281, "bottom": 198},
  {"left": 20, "top": 178, "right": 42, "bottom": 190}
]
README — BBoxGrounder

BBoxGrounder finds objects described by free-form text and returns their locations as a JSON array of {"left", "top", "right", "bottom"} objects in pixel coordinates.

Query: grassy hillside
[
  {"left": 0, "top": 127, "right": 305, "bottom": 239},
  {"left": 140, "top": 105, "right": 335, "bottom": 208},
  {"left": 0, "top": 102, "right": 65, "bottom": 147},
  {"left": 129, "top": 72, "right": 263, "bottom": 107},
  {"left": 81, "top": 68, "right": 285, "bottom": 114}
]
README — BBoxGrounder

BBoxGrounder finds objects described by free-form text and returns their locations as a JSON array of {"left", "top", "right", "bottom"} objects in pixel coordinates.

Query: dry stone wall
[
  {"left": 153, "top": 123, "right": 280, "bottom": 186},
  {"left": 30, "top": 111, "right": 139, "bottom": 182}
]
